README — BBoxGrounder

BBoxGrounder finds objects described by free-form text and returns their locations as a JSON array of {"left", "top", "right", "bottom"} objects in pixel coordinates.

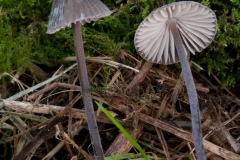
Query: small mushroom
[
  {"left": 47, "top": 0, "right": 112, "bottom": 159},
  {"left": 134, "top": 1, "right": 217, "bottom": 160},
  {"left": 47, "top": 0, "right": 111, "bottom": 34}
]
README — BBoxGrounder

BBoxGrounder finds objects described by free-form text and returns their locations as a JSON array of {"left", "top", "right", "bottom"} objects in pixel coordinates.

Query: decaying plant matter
[{"left": 1, "top": 55, "right": 240, "bottom": 159}]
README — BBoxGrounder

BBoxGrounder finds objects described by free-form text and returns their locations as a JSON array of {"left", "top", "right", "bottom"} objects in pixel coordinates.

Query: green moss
[
  {"left": 197, "top": 0, "right": 240, "bottom": 87},
  {"left": 0, "top": 0, "right": 239, "bottom": 88}
]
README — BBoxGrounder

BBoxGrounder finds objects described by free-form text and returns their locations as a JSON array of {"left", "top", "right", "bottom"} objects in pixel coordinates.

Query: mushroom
[
  {"left": 134, "top": 1, "right": 216, "bottom": 160},
  {"left": 47, "top": 0, "right": 112, "bottom": 159}
]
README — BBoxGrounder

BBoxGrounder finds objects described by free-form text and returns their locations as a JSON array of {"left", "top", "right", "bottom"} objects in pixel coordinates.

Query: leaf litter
[{"left": 0, "top": 54, "right": 240, "bottom": 160}]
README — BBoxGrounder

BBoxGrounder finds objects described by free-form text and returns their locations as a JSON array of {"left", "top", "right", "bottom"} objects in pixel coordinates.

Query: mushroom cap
[
  {"left": 134, "top": 1, "right": 217, "bottom": 64},
  {"left": 47, "top": 0, "right": 112, "bottom": 34}
]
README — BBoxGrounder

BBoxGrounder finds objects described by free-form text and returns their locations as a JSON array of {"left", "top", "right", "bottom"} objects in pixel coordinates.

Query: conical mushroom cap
[
  {"left": 134, "top": 1, "right": 217, "bottom": 64},
  {"left": 47, "top": 0, "right": 112, "bottom": 34}
]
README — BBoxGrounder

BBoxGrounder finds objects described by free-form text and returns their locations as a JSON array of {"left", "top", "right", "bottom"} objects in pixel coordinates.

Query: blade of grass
[
  {"left": 104, "top": 153, "right": 136, "bottom": 160},
  {"left": 95, "top": 102, "right": 148, "bottom": 160},
  {"left": 104, "top": 153, "right": 163, "bottom": 160}
]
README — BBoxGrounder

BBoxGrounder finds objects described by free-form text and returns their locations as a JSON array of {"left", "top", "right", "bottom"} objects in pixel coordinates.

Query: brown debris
[
  {"left": 125, "top": 61, "right": 153, "bottom": 93},
  {"left": 1, "top": 56, "right": 240, "bottom": 159}
]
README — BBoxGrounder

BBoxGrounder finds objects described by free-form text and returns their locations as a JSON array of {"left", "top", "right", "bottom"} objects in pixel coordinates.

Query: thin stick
[
  {"left": 72, "top": 22, "right": 104, "bottom": 160},
  {"left": 0, "top": 64, "right": 77, "bottom": 109},
  {"left": 13, "top": 94, "right": 81, "bottom": 160},
  {"left": 168, "top": 19, "right": 206, "bottom": 160}
]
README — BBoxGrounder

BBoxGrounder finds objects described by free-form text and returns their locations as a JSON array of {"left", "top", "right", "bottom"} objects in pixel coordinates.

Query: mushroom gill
[
  {"left": 134, "top": 1, "right": 217, "bottom": 64},
  {"left": 47, "top": 0, "right": 112, "bottom": 34}
]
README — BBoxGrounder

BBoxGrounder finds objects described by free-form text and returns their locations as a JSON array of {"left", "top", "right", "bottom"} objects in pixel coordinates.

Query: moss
[
  {"left": 0, "top": 0, "right": 239, "bottom": 88},
  {"left": 197, "top": 0, "right": 240, "bottom": 87}
]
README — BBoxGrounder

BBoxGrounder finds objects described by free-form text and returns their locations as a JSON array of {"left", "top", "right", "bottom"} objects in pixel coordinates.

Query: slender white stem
[{"left": 168, "top": 18, "right": 206, "bottom": 160}]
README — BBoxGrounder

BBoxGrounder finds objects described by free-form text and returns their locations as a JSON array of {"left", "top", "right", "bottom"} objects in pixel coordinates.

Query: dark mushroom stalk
[
  {"left": 47, "top": 0, "right": 112, "bottom": 159},
  {"left": 72, "top": 21, "right": 104, "bottom": 159},
  {"left": 134, "top": 1, "right": 217, "bottom": 160},
  {"left": 167, "top": 18, "right": 205, "bottom": 160}
]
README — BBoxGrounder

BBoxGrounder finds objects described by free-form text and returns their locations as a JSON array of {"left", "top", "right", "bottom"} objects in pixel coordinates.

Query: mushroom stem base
[
  {"left": 72, "top": 21, "right": 104, "bottom": 160},
  {"left": 168, "top": 18, "right": 206, "bottom": 160}
]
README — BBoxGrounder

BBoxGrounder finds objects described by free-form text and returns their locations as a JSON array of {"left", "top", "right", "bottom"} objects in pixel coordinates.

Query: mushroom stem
[
  {"left": 72, "top": 22, "right": 104, "bottom": 160},
  {"left": 168, "top": 19, "right": 206, "bottom": 160}
]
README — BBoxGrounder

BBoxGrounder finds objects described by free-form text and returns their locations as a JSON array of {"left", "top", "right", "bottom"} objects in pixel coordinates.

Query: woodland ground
[
  {"left": 0, "top": 53, "right": 239, "bottom": 160},
  {"left": 0, "top": 0, "right": 240, "bottom": 159}
]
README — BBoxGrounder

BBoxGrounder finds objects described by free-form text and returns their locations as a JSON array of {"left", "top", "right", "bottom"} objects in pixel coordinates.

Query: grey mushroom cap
[
  {"left": 47, "top": 0, "right": 112, "bottom": 34},
  {"left": 134, "top": 1, "right": 217, "bottom": 64}
]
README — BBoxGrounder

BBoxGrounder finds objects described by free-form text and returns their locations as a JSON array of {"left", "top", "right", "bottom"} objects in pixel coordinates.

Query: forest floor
[{"left": 0, "top": 52, "right": 240, "bottom": 160}]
